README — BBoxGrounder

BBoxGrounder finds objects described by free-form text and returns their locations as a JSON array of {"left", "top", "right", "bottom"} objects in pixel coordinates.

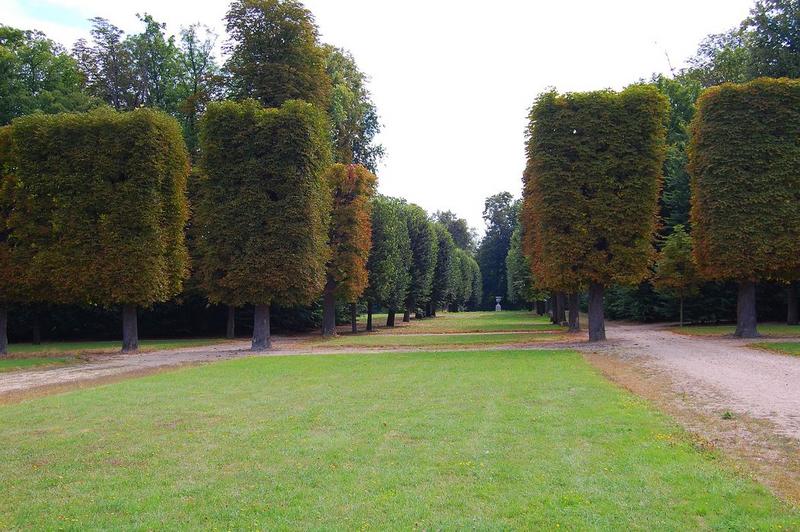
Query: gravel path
[{"left": 586, "top": 322, "right": 800, "bottom": 440}]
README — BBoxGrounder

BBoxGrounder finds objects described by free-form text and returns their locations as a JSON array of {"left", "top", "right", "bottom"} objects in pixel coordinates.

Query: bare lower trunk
[
  {"left": 32, "top": 309, "right": 42, "bottom": 345},
  {"left": 588, "top": 283, "right": 606, "bottom": 342},
  {"left": 430, "top": 303, "right": 436, "bottom": 317},
  {"left": 350, "top": 303, "right": 358, "bottom": 333},
  {"left": 403, "top": 306, "right": 411, "bottom": 322},
  {"left": 735, "top": 280, "right": 759, "bottom": 338},
  {"left": 252, "top": 304, "right": 271, "bottom": 350},
  {"left": 567, "top": 293, "right": 580, "bottom": 333},
  {"left": 536, "top": 300, "right": 546, "bottom": 316},
  {"left": 366, "top": 301, "right": 374, "bottom": 332},
  {"left": 386, "top": 310, "right": 396, "bottom": 327},
  {"left": 322, "top": 278, "right": 337, "bottom": 337},
  {"left": 226, "top": 305, "right": 236, "bottom": 339},
  {"left": 122, "top": 304, "right": 138, "bottom": 353},
  {"left": 788, "top": 282, "right": 799, "bottom": 326},
  {"left": 549, "top": 293, "right": 558, "bottom": 324},
  {"left": 679, "top": 295, "right": 684, "bottom": 328},
  {"left": 0, "top": 306, "right": 7, "bottom": 356},
  {"left": 556, "top": 292, "right": 567, "bottom": 324}
]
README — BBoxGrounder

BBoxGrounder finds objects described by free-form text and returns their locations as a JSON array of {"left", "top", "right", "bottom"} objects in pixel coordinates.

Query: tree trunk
[
  {"left": 403, "top": 306, "right": 411, "bottom": 323},
  {"left": 226, "top": 305, "right": 236, "bottom": 339},
  {"left": 536, "top": 300, "right": 546, "bottom": 316},
  {"left": 366, "top": 301, "right": 374, "bottom": 332},
  {"left": 679, "top": 295, "right": 684, "bottom": 328},
  {"left": 122, "top": 304, "right": 139, "bottom": 353},
  {"left": 588, "top": 283, "right": 606, "bottom": 342},
  {"left": 788, "top": 282, "right": 798, "bottom": 326},
  {"left": 350, "top": 303, "right": 358, "bottom": 333},
  {"left": 549, "top": 293, "right": 558, "bottom": 324},
  {"left": 0, "top": 306, "right": 7, "bottom": 356},
  {"left": 430, "top": 304, "right": 436, "bottom": 317},
  {"left": 556, "top": 292, "right": 567, "bottom": 324},
  {"left": 735, "top": 280, "right": 759, "bottom": 338},
  {"left": 567, "top": 293, "right": 580, "bottom": 333},
  {"left": 386, "top": 310, "right": 396, "bottom": 327},
  {"left": 322, "top": 278, "right": 337, "bottom": 337},
  {"left": 32, "top": 309, "right": 42, "bottom": 345},
  {"left": 252, "top": 304, "right": 271, "bottom": 350}
]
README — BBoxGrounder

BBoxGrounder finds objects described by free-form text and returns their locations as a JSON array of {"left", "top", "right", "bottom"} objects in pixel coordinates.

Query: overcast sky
[{"left": 5, "top": 0, "right": 754, "bottom": 234}]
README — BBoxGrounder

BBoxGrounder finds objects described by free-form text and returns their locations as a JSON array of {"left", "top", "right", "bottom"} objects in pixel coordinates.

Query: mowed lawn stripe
[{"left": 0, "top": 350, "right": 796, "bottom": 529}]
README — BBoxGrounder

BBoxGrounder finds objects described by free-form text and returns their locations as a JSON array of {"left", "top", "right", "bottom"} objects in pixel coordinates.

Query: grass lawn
[
  {"left": 752, "top": 342, "right": 800, "bottom": 356},
  {"left": 0, "top": 350, "right": 797, "bottom": 529},
  {"left": 0, "top": 357, "right": 73, "bottom": 373},
  {"left": 7, "top": 338, "right": 231, "bottom": 356},
  {"left": 319, "top": 331, "right": 566, "bottom": 348},
  {"left": 360, "top": 310, "right": 562, "bottom": 334},
  {"left": 671, "top": 323, "right": 800, "bottom": 338}
]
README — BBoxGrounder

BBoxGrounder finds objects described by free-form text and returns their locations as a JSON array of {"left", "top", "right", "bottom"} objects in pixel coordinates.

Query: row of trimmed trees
[{"left": 520, "top": 77, "right": 799, "bottom": 340}]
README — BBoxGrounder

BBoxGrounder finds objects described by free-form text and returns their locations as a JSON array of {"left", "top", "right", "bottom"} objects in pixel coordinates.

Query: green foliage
[
  {"left": 401, "top": 203, "right": 438, "bottom": 312},
  {"left": 450, "top": 248, "right": 481, "bottom": 311},
  {"left": 522, "top": 85, "right": 669, "bottom": 291},
  {"left": 433, "top": 210, "right": 477, "bottom": 252},
  {"left": 3, "top": 108, "right": 189, "bottom": 307},
  {"left": 476, "top": 193, "right": 518, "bottom": 306},
  {"left": 0, "top": 25, "right": 96, "bottom": 125},
  {"left": 224, "top": 0, "right": 330, "bottom": 109},
  {"left": 364, "top": 195, "right": 411, "bottom": 311},
  {"left": 653, "top": 225, "right": 701, "bottom": 298},
  {"left": 324, "top": 45, "right": 383, "bottom": 172},
  {"left": 688, "top": 78, "right": 800, "bottom": 282},
  {"left": 194, "top": 99, "right": 331, "bottom": 307},
  {"left": 506, "top": 225, "right": 545, "bottom": 305},
  {"left": 430, "top": 223, "right": 457, "bottom": 310},
  {"left": 743, "top": 0, "right": 800, "bottom": 79}
]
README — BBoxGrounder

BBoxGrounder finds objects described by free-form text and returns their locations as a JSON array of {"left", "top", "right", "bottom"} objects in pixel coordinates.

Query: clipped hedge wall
[
  {"left": 194, "top": 99, "right": 331, "bottom": 307},
  {"left": 2, "top": 108, "right": 190, "bottom": 307},
  {"left": 688, "top": 77, "right": 800, "bottom": 282}
]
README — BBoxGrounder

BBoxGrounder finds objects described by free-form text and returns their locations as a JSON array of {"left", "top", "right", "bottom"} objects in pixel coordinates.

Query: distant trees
[
  {"left": 433, "top": 210, "right": 477, "bottom": 252},
  {"left": 1, "top": 108, "right": 190, "bottom": 352},
  {"left": 224, "top": 0, "right": 330, "bottom": 109},
  {"left": 653, "top": 225, "right": 701, "bottom": 327},
  {"left": 523, "top": 86, "right": 668, "bottom": 341},
  {"left": 688, "top": 78, "right": 800, "bottom": 337},
  {"left": 506, "top": 225, "right": 545, "bottom": 311},
  {"left": 451, "top": 249, "right": 481, "bottom": 311},
  {"left": 194, "top": 99, "right": 331, "bottom": 349},
  {"left": 322, "top": 164, "right": 376, "bottom": 336},
  {"left": 476, "top": 192, "right": 517, "bottom": 308},
  {"left": 401, "top": 203, "right": 438, "bottom": 321}
]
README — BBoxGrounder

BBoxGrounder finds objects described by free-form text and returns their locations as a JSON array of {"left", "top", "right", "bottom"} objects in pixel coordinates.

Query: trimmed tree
[
  {"left": 3, "top": 108, "right": 190, "bottom": 352},
  {"left": 322, "top": 163, "right": 376, "bottom": 336},
  {"left": 429, "top": 223, "right": 457, "bottom": 317},
  {"left": 401, "top": 203, "right": 438, "bottom": 321},
  {"left": 522, "top": 86, "right": 668, "bottom": 341},
  {"left": 194, "top": 99, "right": 331, "bottom": 350},
  {"left": 652, "top": 225, "right": 702, "bottom": 327},
  {"left": 688, "top": 78, "right": 800, "bottom": 337}
]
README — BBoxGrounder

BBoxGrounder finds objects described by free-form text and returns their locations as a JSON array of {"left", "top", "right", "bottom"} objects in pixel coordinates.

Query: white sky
[{"left": 4, "top": 0, "right": 754, "bottom": 234}]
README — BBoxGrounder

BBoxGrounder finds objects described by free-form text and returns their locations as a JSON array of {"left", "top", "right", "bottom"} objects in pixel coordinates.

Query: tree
[
  {"left": 743, "top": 0, "right": 800, "bottom": 79},
  {"left": 194, "top": 99, "right": 331, "bottom": 349},
  {"left": 224, "top": 0, "right": 330, "bottom": 109},
  {"left": 467, "top": 257, "right": 483, "bottom": 311},
  {"left": 324, "top": 45, "right": 383, "bottom": 172},
  {"left": 652, "top": 225, "right": 701, "bottom": 327},
  {"left": 451, "top": 248, "right": 480, "bottom": 311},
  {"left": 523, "top": 86, "right": 668, "bottom": 341},
  {"left": 363, "top": 195, "right": 411, "bottom": 330},
  {"left": 433, "top": 210, "right": 477, "bottom": 252},
  {"left": 321, "top": 163, "right": 376, "bottom": 336},
  {"left": 429, "top": 223, "right": 457, "bottom": 316},
  {"left": 688, "top": 78, "right": 800, "bottom": 338},
  {"left": 506, "top": 225, "right": 546, "bottom": 308},
  {"left": 0, "top": 25, "right": 95, "bottom": 125},
  {"left": 476, "top": 192, "right": 518, "bottom": 308},
  {"left": 401, "top": 203, "right": 438, "bottom": 321},
  {"left": 3, "top": 108, "right": 190, "bottom": 352}
]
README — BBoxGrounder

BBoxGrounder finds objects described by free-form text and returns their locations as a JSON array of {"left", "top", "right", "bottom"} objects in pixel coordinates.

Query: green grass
[
  {"left": 7, "top": 338, "right": 231, "bottom": 356},
  {"left": 361, "top": 310, "right": 563, "bottom": 334},
  {"left": 0, "top": 350, "right": 796, "bottom": 529},
  {"left": 752, "top": 342, "right": 800, "bottom": 356},
  {"left": 320, "top": 331, "right": 566, "bottom": 348},
  {"left": 671, "top": 323, "right": 800, "bottom": 337},
  {"left": 0, "top": 357, "right": 73, "bottom": 373}
]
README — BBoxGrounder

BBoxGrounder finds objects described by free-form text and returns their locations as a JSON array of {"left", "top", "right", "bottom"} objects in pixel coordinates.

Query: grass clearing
[
  {"left": 320, "top": 331, "right": 566, "bottom": 348},
  {"left": 359, "top": 310, "right": 562, "bottom": 334},
  {"left": 671, "top": 323, "right": 800, "bottom": 338},
  {"left": 0, "top": 349, "right": 797, "bottom": 529},
  {"left": 7, "top": 338, "right": 231, "bottom": 356},
  {"left": 751, "top": 342, "right": 800, "bottom": 356},
  {"left": 0, "top": 357, "right": 74, "bottom": 373}
]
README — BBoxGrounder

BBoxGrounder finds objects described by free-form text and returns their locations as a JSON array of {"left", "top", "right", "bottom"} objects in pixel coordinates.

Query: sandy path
[{"left": 584, "top": 323, "right": 800, "bottom": 440}]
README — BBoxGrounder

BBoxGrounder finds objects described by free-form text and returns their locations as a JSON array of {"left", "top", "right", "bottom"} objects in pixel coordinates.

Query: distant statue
[{"left": 495, "top": 296, "right": 502, "bottom": 312}]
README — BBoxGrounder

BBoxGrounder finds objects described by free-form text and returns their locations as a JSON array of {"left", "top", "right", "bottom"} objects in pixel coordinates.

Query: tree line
[{"left": 0, "top": 0, "right": 481, "bottom": 354}]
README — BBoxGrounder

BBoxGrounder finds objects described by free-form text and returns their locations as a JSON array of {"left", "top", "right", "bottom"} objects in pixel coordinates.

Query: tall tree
[
  {"left": 744, "top": 0, "right": 800, "bottom": 78},
  {"left": 401, "top": 203, "right": 438, "bottom": 321},
  {"left": 3, "top": 108, "right": 190, "bottom": 352},
  {"left": 73, "top": 18, "right": 136, "bottom": 110},
  {"left": 652, "top": 225, "right": 701, "bottom": 327},
  {"left": 429, "top": 223, "right": 457, "bottom": 316},
  {"left": 324, "top": 45, "right": 383, "bottom": 172},
  {"left": 688, "top": 78, "right": 800, "bottom": 337},
  {"left": 523, "top": 86, "right": 668, "bottom": 341},
  {"left": 506, "top": 225, "right": 545, "bottom": 308},
  {"left": 476, "top": 192, "right": 517, "bottom": 308},
  {"left": 224, "top": 0, "right": 330, "bottom": 109},
  {"left": 0, "top": 25, "right": 95, "bottom": 125},
  {"left": 321, "top": 163, "right": 376, "bottom": 337},
  {"left": 194, "top": 99, "right": 331, "bottom": 349},
  {"left": 433, "top": 210, "right": 477, "bottom": 252}
]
